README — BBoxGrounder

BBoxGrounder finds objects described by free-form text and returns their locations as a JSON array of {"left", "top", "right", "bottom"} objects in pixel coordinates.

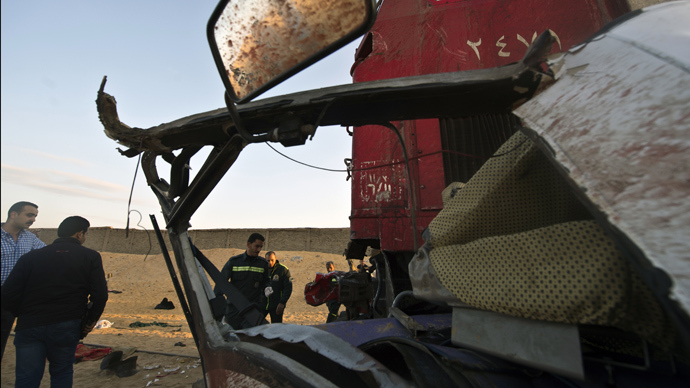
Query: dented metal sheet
[
  {"left": 237, "top": 323, "right": 414, "bottom": 387},
  {"left": 315, "top": 314, "right": 453, "bottom": 347},
  {"left": 514, "top": 2, "right": 690, "bottom": 316}
]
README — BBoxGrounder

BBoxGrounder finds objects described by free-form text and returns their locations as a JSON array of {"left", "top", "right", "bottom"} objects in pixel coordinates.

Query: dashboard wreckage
[{"left": 97, "top": 0, "right": 690, "bottom": 387}]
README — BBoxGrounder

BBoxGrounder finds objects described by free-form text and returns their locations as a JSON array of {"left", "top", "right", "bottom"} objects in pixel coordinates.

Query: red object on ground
[{"left": 75, "top": 344, "right": 112, "bottom": 362}]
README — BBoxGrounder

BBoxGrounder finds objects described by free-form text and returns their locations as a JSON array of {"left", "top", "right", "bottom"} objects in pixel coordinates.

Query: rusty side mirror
[{"left": 207, "top": 0, "right": 376, "bottom": 103}]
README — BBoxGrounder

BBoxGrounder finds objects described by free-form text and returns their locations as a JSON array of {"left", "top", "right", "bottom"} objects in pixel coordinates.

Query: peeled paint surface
[
  {"left": 514, "top": 2, "right": 690, "bottom": 316},
  {"left": 214, "top": 0, "right": 366, "bottom": 100}
]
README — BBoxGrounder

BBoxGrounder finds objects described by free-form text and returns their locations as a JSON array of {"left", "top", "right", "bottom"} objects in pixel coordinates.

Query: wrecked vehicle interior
[{"left": 97, "top": 0, "right": 690, "bottom": 386}]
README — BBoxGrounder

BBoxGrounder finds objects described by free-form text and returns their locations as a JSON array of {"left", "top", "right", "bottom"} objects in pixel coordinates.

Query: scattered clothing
[
  {"left": 95, "top": 319, "right": 114, "bottom": 329},
  {"left": 117, "top": 346, "right": 138, "bottom": 360},
  {"left": 100, "top": 350, "right": 139, "bottom": 377},
  {"left": 75, "top": 344, "right": 112, "bottom": 362},
  {"left": 100, "top": 350, "right": 123, "bottom": 370},
  {"left": 154, "top": 297, "right": 175, "bottom": 310},
  {"left": 129, "top": 321, "right": 182, "bottom": 328}
]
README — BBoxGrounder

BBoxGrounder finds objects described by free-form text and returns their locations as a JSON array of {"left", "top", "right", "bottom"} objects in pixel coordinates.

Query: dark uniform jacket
[
  {"left": 215, "top": 252, "right": 270, "bottom": 306},
  {"left": 266, "top": 260, "right": 292, "bottom": 309},
  {"left": 326, "top": 274, "right": 341, "bottom": 323},
  {"left": 1, "top": 237, "right": 108, "bottom": 331}
]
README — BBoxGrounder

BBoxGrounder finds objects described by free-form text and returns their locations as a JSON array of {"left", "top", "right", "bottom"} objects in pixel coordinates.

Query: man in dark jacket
[
  {"left": 214, "top": 233, "right": 271, "bottom": 329},
  {"left": 325, "top": 261, "right": 342, "bottom": 323},
  {"left": 263, "top": 251, "right": 292, "bottom": 323},
  {"left": 2, "top": 215, "right": 108, "bottom": 387}
]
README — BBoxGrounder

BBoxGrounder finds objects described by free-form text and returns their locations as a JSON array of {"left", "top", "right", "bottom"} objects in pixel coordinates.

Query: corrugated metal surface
[{"left": 439, "top": 114, "right": 519, "bottom": 185}]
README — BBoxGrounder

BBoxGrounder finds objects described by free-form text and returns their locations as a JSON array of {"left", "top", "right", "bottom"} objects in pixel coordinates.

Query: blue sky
[{"left": 1, "top": 1, "right": 357, "bottom": 230}]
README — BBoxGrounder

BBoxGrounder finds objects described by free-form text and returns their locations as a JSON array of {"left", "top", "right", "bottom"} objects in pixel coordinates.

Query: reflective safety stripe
[{"left": 233, "top": 266, "right": 265, "bottom": 273}]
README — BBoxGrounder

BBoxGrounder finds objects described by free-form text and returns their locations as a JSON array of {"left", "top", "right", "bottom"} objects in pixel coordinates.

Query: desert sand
[{"left": 1, "top": 248, "right": 348, "bottom": 387}]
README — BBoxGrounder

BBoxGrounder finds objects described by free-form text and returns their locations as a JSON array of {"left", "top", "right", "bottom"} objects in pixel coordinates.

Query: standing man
[
  {"left": 264, "top": 251, "right": 292, "bottom": 323},
  {"left": 325, "top": 261, "right": 342, "bottom": 323},
  {"left": 214, "top": 233, "right": 271, "bottom": 329},
  {"left": 1, "top": 201, "right": 46, "bottom": 361},
  {"left": 2, "top": 216, "right": 108, "bottom": 387}
]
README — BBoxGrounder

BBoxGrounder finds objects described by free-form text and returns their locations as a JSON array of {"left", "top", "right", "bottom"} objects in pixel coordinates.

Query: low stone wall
[{"left": 31, "top": 227, "right": 350, "bottom": 255}]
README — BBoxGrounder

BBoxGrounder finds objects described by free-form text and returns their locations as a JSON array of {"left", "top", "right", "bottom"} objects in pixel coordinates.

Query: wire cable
[
  {"left": 265, "top": 142, "right": 348, "bottom": 172},
  {"left": 265, "top": 136, "right": 526, "bottom": 175},
  {"left": 124, "top": 136, "right": 152, "bottom": 260},
  {"left": 125, "top": 137, "right": 144, "bottom": 238},
  {"left": 127, "top": 209, "right": 152, "bottom": 261}
]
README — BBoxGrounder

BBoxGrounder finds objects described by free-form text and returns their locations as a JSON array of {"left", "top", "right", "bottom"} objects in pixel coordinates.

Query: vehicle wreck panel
[{"left": 514, "top": 2, "right": 690, "bottom": 315}]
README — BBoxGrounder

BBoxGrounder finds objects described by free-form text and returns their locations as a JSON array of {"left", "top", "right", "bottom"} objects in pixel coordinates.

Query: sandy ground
[{"left": 1, "top": 248, "right": 348, "bottom": 387}]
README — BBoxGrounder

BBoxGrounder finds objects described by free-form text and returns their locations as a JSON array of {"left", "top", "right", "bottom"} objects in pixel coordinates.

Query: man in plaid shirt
[{"left": 1, "top": 201, "right": 46, "bottom": 360}]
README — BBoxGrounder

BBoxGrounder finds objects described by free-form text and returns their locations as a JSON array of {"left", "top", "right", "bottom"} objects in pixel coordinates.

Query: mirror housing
[{"left": 207, "top": 0, "right": 377, "bottom": 104}]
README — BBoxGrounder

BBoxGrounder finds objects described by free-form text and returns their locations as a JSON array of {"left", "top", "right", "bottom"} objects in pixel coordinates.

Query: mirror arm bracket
[{"left": 225, "top": 92, "right": 269, "bottom": 144}]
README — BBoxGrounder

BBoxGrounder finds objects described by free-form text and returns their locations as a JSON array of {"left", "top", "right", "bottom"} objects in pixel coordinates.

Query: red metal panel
[
  {"left": 350, "top": 121, "right": 413, "bottom": 242},
  {"left": 350, "top": 124, "right": 409, "bottom": 207},
  {"left": 415, "top": 118, "right": 445, "bottom": 210},
  {"left": 349, "top": 0, "right": 631, "bottom": 252}
]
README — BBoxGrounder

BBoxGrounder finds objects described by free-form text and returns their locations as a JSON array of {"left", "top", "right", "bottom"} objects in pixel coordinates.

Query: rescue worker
[
  {"left": 214, "top": 233, "right": 271, "bottom": 329},
  {"left": 325, "top": 261, "right": 342, "bottom": 323},
  {"left": 263, "top": 251, "right": 292, "bottom": 323}
]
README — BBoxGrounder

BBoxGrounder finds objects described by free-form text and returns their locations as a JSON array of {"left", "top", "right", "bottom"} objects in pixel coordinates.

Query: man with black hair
[
  {"left": 214, "top": 233, "right": 271, "bottom": 329},
  {"left": 264, "top": 251, "right": 292, "bottom": 323},
  {"left": 2, "top": 216, "right": 108, "bottom": 387},
  {"left": 1, "top": 201, "right": 46, "bottom": 361}
]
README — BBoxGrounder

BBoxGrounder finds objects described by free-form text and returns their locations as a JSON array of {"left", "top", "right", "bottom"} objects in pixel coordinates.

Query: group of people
[
  {"left": 0, "top": 203, "right": 343, "bottom": 387},
  {"left": 213, "top": 233, "right": 344, "bottom": 328},
  {"left": 1, "top": 201, "right": 108, "bottom": 387},
  {"left": 213, "top": 233, "right": 294, "bottom": 328}
]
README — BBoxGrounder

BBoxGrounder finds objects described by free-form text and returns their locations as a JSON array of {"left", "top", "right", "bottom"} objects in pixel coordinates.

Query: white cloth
[{"left": 95, "top": 319, "right": 114, "bottom": 329}]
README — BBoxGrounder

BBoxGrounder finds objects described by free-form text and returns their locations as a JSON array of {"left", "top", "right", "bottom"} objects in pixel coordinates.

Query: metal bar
[
  {"left": 166, "top": 135, "right": 245, "bottom": 229},
  {"left": 98, "top": 62, "right": 543, "bottom": 154},
  {"left": 389, "top": 307, "right": 426, "bottom": 337},
  {"left": 150, "top": 214, "right": 200, "bottom": 350}
]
